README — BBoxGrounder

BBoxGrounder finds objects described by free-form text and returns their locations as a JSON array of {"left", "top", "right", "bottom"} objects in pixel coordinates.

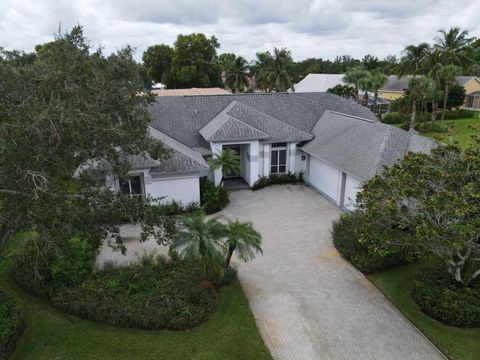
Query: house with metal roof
[{"left": 104, "top": 92, "right": 435, "bottom": 210}]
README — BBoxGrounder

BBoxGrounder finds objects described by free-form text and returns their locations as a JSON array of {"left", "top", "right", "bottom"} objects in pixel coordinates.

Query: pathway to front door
[{"left": 221, "top": 185, "right": 445, "bottom": 360}]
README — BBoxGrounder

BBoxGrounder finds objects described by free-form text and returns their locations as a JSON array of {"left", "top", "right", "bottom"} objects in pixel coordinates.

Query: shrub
[
  {"left": 0, "top": 291, "right": 24, "bottom": 360},
  {"left": 443, "top": 109, "right": 476, "bottom": 119},
  {"left": 252, "top": 171, "right": 303, "bottom": 191},
  {"left": 382, "top": 112, "right": 404, "bottom": 124},
  {"left": 332, "top": 212, "right": 406, "bottom": 274},
  {"left": 412, "top": 264, "right": 480, "bottom": 328},
  {"left": 200, "top": 177, "right": 229, "bottom": 214}
]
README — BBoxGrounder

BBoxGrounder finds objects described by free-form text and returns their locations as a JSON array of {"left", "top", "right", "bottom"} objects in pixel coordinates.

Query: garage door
[{"left": 307, "top": 157, "right": 342, "bottom": 204}]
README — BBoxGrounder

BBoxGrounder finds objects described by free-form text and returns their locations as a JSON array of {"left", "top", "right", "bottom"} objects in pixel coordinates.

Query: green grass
[
  {"left": 0, "top": 255, "right": 271, "bottom": 360},
  {"left": 368, "top": 262, "right": 480, "bottom": 360}
]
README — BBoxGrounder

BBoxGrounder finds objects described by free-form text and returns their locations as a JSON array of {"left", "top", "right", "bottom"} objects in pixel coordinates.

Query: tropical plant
[
  {"left": 366, "top": 70, "right": 388, "bottom": 111},
  {"left": 327, "top": 84, "right": 355, "bottom": 99},
  {"left": 434, "top": 27, "right": 474, "bottom": 67},
  {"left": 421, "top": 48, "right": 443, "bottom": 122},
  {"left": 397, "top": 43, "right": 430, "bottom": 77},
  {"left": 343, "top": 66, "right": 369, "bottom": 99},
  {"left": 208, "top": 149, "right": 241, "bottom": 186},
  {"left": 406, "top": 76, "right": 433, "bottom": 129},
  {"left": 438, "top": 64, "right": 461, "bottom": 123},
  {"left": 225, "top": 56, "right": 250, "bottom": 93},
  {"left": 224, "top": 220, "right": 262, "bottom": 266},
  {"left": 170, "top": 211, "right": 227, "bottom": 279},
  {"left": 252, "top": 48, "right": 295, "bottom": 92}
]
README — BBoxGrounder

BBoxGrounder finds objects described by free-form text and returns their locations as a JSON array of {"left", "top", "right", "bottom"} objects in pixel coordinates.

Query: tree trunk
[
  {"left": 410, "top": 99, "right": 417, "bottom": 130},
  {"left": 225, "top": 243, "right": 236, "bottom": 267},
  {"left": 440, "top": 83, "right": 450, "bottom": 124},
  {"left": 355, "top": 84, "right": 359, "bottom": 101},
  {"left": 362, "top": 91, "right": 368, "bottom": 107},
  {"left": 373, "top": 89, "right": 378, "bottom": 114},
  {"left": 431, "top": 99, "right": 437, "bottom": 124}
]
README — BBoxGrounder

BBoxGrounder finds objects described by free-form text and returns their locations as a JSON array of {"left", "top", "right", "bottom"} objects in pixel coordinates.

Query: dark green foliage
[
  {"left": 327, "top": 84, "right": 355, "bottom": 98},
  {"left": 142, "top": 44, "right": 174, "bottom": 84},
  {"left": 332, "top": 212, "right": 407, "bottom": 274},
  {"left": 442, "top": 108, "right": 476, "bottom": 119},
  {"left": 200, "top": 178, "right": 229, "bottom": 214},
  {"left": 382, "top": 112, "right": 404, "bottom": 124},
  {"left": 252, "top": 172, "right": 303, "bottom": 191},
  {"left": 412, "top": 264, "right": 480, "bottom": 328},
  {"left": 12, "top": 235, "right": 217, "bottom": 331},
  {"left": 52, "top": 257, "right": 217, "bottom": 330},
  {"left": 0, "top": 291, "right": 24, "bottom": 360}
]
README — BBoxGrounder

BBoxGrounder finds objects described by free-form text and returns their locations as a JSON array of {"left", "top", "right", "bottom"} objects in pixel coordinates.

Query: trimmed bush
[
  {"left": 332, "top": 212, "right": 406, "bottom": 274},
  {"left": 252, "top": 171, "right": 303, "bottom": 191},
  {"left": 0, "top": 291, "right": 24, "bottom": 360},
  {"left": 442, "top": 109, "right": 476, "bottom": 120},
  {"left": 382, "top": 112, "right": 403, "bottom": 124},
  {"left": 200, "top": 177, "right": 229, "bottom": 214},
  {"left": 412, "top": 264, "right": 480, "bottom": 328}
]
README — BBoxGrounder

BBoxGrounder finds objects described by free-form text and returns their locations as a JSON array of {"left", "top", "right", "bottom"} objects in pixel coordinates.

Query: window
[
  {"left": 270, "top": 144, "right": 287, "bottom": 174},
  {"left": 119, "top": 175, "right": 144, "bottom": 196}
]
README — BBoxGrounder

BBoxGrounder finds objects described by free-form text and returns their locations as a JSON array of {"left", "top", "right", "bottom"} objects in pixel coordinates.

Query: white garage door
[
  {"left": 145, "top": 175, "right": 200, "bottom": 205},
  {"left": 308, "top": 157, "right": 342, "bottom": 204}
]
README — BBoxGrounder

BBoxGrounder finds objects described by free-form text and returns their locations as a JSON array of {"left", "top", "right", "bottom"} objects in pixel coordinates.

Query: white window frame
[
  {"left": 270, "top": 143, "right": 287, "bottom": 174},
  {"left": 117, "top": 173, "right": 145, "bottom": 197}
]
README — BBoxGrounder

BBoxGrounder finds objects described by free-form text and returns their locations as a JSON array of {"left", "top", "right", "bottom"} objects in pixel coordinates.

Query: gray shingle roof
[
  {"left": 148, "top": 126, "right": 208, "bottom": 175},
  {"left": 148, "top": 92, "right": 378, "bottom": 150},
  {"left": 300, "top": 111, "right": 436, "bottom": 180},
  {"left": 199, "top": 102, "right": 270, "bottom": 142},
  {"left": 382, "top": 75, "right": 478, "bottom": 92}
]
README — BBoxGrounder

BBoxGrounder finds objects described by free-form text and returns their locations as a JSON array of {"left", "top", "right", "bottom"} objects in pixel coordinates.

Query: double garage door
[{"left": 307, "top": 156, "right": 361, "bottom": 210}]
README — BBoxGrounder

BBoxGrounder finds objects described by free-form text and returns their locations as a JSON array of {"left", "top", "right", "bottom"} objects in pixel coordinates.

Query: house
[
  {"left": 379, "top": 75, "right": 480, "bottom": 109},
  {"left": 103, "top": 92, "right": 434, "bottom": 210},
  {"left": 293, "top": 73, "right": 346, "bottom": 92}
]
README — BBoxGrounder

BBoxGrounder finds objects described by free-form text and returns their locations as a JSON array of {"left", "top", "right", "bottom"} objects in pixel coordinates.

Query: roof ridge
[
  {"left": 230, "top": 101, "right": 313, "bottom": 137},
  {"left": 369, "top": 126, "right": 393, "bottom": 178},
  {"left": 328, "top": 110, "right": 376, "bottom": 123},
  {"left": 224, "top": 115, "right": 270, "bottom": 138}
]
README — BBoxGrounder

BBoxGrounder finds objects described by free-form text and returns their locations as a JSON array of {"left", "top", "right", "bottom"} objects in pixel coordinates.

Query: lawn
[
  {"left": 421, "top": 116, "right": 480, "bottom": 148},
  {"left": 0, "top": 256, "right": 271, "bottom": 360},
  {"left": 368, "top": 262, "right": 480, "bottom": 360}
]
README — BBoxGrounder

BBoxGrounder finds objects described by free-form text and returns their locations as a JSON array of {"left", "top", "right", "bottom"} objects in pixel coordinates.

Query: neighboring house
[
  {"left": 379, "top": 75, "right": 480, "bottom": 109},
  {"left": 293, "top": 73, "right": 345, "bottom": 92},
  {"left": 151, "top": 87, "right": 231, "bottom": 96},
  {"left": 101, "top": 92, "right": 434, "bottom": 210}
]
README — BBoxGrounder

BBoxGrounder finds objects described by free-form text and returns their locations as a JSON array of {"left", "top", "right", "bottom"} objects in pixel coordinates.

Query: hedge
[
  {"left": 252, "top": 171, "right": 303, "bottom": 191},
  {"left": 412, "top": 264, "right": 480, "bottom": 328},
  {"left": 331, "top": 212, "right": 406, "bottom": 274},
  {"left": 0, "top": 291, "right": 24, "bottom": 360}
]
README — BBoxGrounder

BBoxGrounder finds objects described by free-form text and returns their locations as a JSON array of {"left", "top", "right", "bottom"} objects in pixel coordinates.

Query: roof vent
[{"left": 193, "top": 109, "right": 198, "bottom": 115}]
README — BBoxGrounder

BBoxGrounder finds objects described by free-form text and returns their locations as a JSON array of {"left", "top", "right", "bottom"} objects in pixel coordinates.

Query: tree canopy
[{"left": 142, "top": 44, "right": 174, "bottom": 84}]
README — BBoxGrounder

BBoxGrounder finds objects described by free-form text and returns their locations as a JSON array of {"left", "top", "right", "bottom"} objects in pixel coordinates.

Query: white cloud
[{"left": 1, "top": 0, "right": 479, "bottom": 62}]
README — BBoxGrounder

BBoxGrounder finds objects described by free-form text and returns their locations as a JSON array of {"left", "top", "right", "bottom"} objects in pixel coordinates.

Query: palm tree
[
  {"left": 225, "top": 56, "right": 250, "bottom": 93},
  {"left": 407, "top": 76, "right": 433, "bottom": 129},
  {"left": 434, "top": 27, "right": 474, "bottom": 67},
  {"left": 170, "top": 211, "right": 227, "bottom": 278},
  {"left": 367, "top": 70, "right": 388, "bottom": 112},
  {"left": 421, "top": 48, "right": 443, "bottom": 122},
  {"left": 343, "top": 66, "right": 369, "bottom": 100},
  {"left": 397, "top": 43, "right": 430, "bottom": 77},
  {"left": 438, "top": 65, "right": 461, "bottom": 123},
  {"left": 225, "top": 220, "right": 263, "bottom": 266},
  {"left": 208, "top": 149, "right": 241, "bottom": 186},
  {"left": 252, "top": 48, "right": 295, "bottom": 92}
]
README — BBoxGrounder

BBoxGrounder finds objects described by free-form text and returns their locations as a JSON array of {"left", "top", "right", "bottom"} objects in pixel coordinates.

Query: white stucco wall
[
  {"left": 295, "top": 149, "right": 308, "bottom": 173},
  {"left": 343, "top": 174, "right": 362, "bottom": 210},
  {"left": 307, "top": 156, "right": 342, "bottom": 204},
  {"left": 145, "top": 175, "right": 200, "bottom": 205}
]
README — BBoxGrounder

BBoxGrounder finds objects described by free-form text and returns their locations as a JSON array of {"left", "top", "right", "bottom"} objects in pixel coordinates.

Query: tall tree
[
  {"left": 218, "top": 53, "right": 236, "bottom": 72},
  {"left": 142, "top": 44, "right": 174, "bottom": 84},
  {"left": 343, "top": 66, "right": 369, "bottom": 100},
  {"left": 224, "top": 56, "right": 250, "bottom": 93},
  {"left": 421, "top": 48, "right": 443, "bottom": 122},
  {"left": 367, "top": 70, "right": 388, "bottom": 112},
  {"left": 434, "top": 27, "right": 474, "bottom": 68},
  {"left": 224, "top": 220, "right": 262, "bottom": 267},
  {"left": 0, "top": 26, "right": 168, "bottom": 259},
  {"left": 251, "top": 51, "right": 273, "bottom": 91},
  {"left": 406, "top": 76, "right": 433, "bottom": 129},
  {"left": 169, "top": 33, "right": 222, "bottom": 88},
  {"left": 438, "top": 65, "right": 461, "bottom": 123},
  {"left": 252, "top": 48, "right": 295, "bottom": 92},
  {"left": 397, "top": 43, "right": 430, "bottom": 77}
]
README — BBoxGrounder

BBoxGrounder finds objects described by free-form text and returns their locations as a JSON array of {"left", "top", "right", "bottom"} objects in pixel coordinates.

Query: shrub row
[
  {"left": 11, "top": 235, "right": 230, "bottom": 331},
  {"left": 200, "top": 177, "right": 229, "bottom": 214},
  {"left": 412, "top": 264, "right": 480, "bottom": 328},
  {"left": 0, "top": 291, "right": 24, "bottom": 360},
  {"left": 382, "top": 109, "right": 476, "bottom": 125},
  {"left": 331, "top": 212, "right": 406, "bottom": 274},
  {"left": 252, "top": 171, "right": 304, "bottom": 191}
]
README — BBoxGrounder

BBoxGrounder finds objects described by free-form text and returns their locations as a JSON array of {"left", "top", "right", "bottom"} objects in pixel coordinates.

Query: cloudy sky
[{"left": 1, "top": 0, "right": 479, "bottom": 62}]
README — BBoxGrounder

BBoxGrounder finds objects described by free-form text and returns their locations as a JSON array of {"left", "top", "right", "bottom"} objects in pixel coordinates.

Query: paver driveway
[{"left": 221, "top": 185, "right": 445, "bottom": 360}]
